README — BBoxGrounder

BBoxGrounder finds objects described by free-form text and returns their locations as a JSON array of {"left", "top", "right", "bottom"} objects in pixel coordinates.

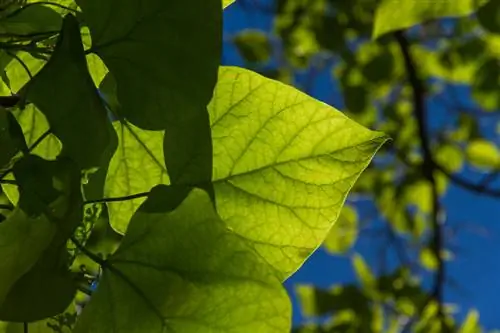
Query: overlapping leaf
[
  {"left": 104, "top": 121, "right": 168, "bottom": 234},
  {"left": 74, "top": 186, "right": 290, "bottom": 333},
  {"left": 0, "top": 155, "right": 81, "bottom": 322},
  {"left": 75, "top": 0, "right": 222, "bottom": 131},
  {"left": 23, "top": 14, "right": 115, "bottom": 170}
]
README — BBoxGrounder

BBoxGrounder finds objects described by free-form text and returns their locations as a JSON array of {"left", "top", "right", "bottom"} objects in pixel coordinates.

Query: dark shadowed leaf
[
  {"left": 0, "top": 154, "right": 82, "bottom": 322},
  {"left": 75, "top": 0, "right": 222, "bottom": 130},
  {"left": 23, "top": 14, "right": 115, "bottom": 170}
]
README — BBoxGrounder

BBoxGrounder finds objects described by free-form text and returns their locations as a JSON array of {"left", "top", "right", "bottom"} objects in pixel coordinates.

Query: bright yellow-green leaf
[
  {"left": 352, "top": 253, "right": 376, "bottom": 288},
  {"left": 223, "top": 0, "right": 235, "bottom": 8},
  {"left": 466, "top": 139, "right": 500, "bottom": 169},
  {"left": 459, "top": 309, "right": 481, "bottom": 333},
  {"left": 420, "top": 248, "right": 438, "bottom": 271},
  {"left": 104, "top": 67, "right": 387, "bottom": 262},
  {"left": 74, "top": 186, "right": 290, "bottom": 333},
  {"left": 434, "top": 144, "right": 464, "bottom": 172},
  {"left": 210, "top": 67, "right": 387, "bottom": 279},
  {"left": 323, "top": 205, "right": 358, "bottom": 254},
  {"left": 373, "top": 0, "right": 489, "bottom": 39},
  {"left": 104, "top": 121, "right": 169, "bottom": 234}
]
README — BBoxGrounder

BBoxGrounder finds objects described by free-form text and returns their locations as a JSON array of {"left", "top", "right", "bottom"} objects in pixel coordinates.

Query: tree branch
[{"left": 394, "top": 30, "right": 447, "bottom": 323}]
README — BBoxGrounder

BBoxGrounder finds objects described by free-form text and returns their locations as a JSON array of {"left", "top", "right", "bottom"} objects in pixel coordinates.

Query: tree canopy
[{"left": 0, "top": 0, "right": 499, "bottom": 332}]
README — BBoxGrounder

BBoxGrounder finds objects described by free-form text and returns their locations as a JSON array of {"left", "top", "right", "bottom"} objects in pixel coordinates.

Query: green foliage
[{"left": 0, "top": 1, "right": 385, "bottom": 332}]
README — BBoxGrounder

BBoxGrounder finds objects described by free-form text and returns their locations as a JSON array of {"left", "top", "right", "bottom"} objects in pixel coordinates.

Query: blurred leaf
[
  {"left": 296, "top": 284, "right": 369, "bottom": 317},
  {"left": 420, "top": 247, "right": 439, "bottom": 271},
  {"left": 323, "top": 204, "right": 358, "bottom": 254},
  {"left": 234, "top": 30, "right": 272, "bottom": 63},
  {"left": 472, "top": 57, "right": 500, "bottom": 111},
  {"left": 352, "top": 253, "right": 376, "bottom": 289},
  {"left": 477, "top": 0, "right": 500, "bottom": 33},
  {"left": 459, "top": 309, "right": 481, "bottom": 333},
  {"left": 373, "top": 0, "right": 489, "bottom": 38},
  {"left": 466, "top": 139, "right": 500, "bottom": 169},
  {"left": 434, "top": 144, "right": 464, "bottom": 172}
]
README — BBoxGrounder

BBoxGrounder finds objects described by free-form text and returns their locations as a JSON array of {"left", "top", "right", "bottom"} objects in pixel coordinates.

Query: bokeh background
[{"left": 222, "top": 0, "right": 500, "bottom": 331}]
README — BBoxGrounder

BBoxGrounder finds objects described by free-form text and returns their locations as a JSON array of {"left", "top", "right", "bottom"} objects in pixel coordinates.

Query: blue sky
[{"left": 222, "top": 2, "right": 500, "bottom": 330}]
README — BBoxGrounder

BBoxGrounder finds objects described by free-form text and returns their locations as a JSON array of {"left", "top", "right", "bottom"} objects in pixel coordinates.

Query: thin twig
[
  {"left": 0, "top": 204, "right": 14, "bottom": 210},
  {"left": 84, "top": 191, "right": 150, "bottom": 205}
]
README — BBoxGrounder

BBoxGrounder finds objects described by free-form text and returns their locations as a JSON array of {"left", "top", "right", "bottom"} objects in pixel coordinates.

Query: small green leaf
[
  {"left": 210, "top": 67, "right": 387, "bottom": 279},
  {"left": 24, "top": 14, "right": 115, "bottom": 170},
  {"left": 465, "top": 139, "right": 500, "bottom": 169},
  {"left": 420, "top": 248, "right": 438, "bottom": 271},
  {"left": 373, "top": 0, "right": 489, "bottom": 39},
  {"left": 352, "top": 253, "right": 376, "bottom": 289},
  {"left": 234, "top": 30, "right": 272, "bottom": 63},
  {"left": 323, "top": 205, "right": 358, "bottom": 254},
  {"left": 295, "top": 284, "right": 368, "bottom": 317},
  {"left": 459, "top": 309, "right": 481, "bottom": 333},
  {"left": 74, "top": 186, "right": 290, "bottom": 333}
]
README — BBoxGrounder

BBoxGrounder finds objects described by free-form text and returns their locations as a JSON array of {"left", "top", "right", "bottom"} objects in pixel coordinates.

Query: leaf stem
[
  {"left": 84, "top": 191, "right": 150, "bottom": 205},
  {"left": 70, "top": 235, "right": 107, "bottom": 267}
]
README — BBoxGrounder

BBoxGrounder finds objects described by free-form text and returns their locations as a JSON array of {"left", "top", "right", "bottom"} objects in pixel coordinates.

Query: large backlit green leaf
[
  {"left": 373, "top": 0, "right": 489, "bottom": 38},
  {"left": 210, "top": 67, "right": 387, "bottom": 279},
  {"left": 75, "top": 0, "right": 222, "bottom": 131},
  {"left": 74, "top": 186, "right": 290, "bottom": 333},
  {"left": 102, "top": 68, "right": 386, "bottom": 261},
  {"left": 23, "top": 14, "right": 115, "bottom": 170}
]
